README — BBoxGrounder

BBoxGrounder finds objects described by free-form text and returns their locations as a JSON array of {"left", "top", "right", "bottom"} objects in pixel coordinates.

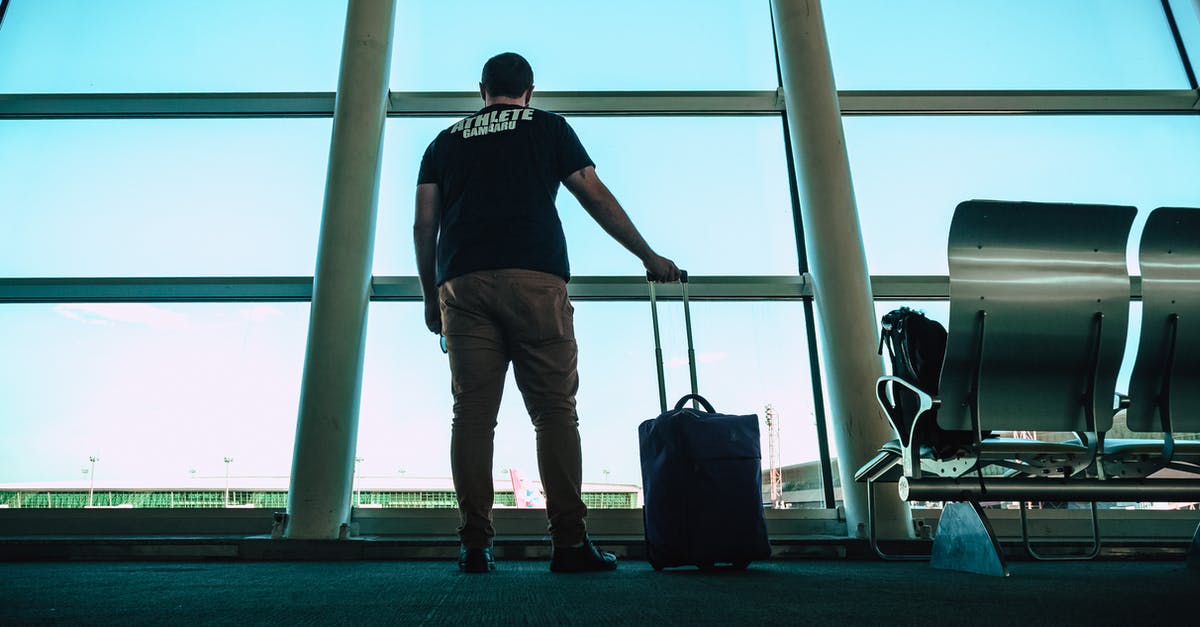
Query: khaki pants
[{"left": 439, "top": 269, "right": 588, "bottom": 549}]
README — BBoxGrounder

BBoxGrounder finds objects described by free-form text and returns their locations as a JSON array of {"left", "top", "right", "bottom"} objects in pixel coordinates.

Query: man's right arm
[
  {"left": 563, "top": 165, "right": 680, "bottom": 282},
  {"left": 414, "top": 183, "right": 442, "bottom": 334}
]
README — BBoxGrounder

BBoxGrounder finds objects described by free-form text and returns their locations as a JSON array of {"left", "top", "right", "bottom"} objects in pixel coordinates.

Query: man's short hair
[{"left": 481, "top": 52, "right": 533, "bottom": 99}]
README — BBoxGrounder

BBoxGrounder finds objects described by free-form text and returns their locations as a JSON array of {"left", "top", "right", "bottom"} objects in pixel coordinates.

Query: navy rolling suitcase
[{"left": 638, "top": 272, "right": 772, "bottom": 570}]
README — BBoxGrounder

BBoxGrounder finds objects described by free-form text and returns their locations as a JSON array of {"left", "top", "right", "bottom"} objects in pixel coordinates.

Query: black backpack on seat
[{"left": 878, "top": 307, "right": 983, "bottom": 458}]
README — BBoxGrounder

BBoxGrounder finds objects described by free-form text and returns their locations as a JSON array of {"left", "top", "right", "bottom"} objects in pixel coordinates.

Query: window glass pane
[
  {"left": 376, "top": 117, "right": 797, "bottom": 276},
  {"left": 824, "top": 0, "right": 1188, "bottom": 89},
  {"left": 1168, "top": 0, "right": 1200, "bottom": 76},
  {"left": 391, "top": 0, "right": 777, "bottom": 90},
  {"left": 0, "top": 304, "right": 308, "bottom": 490},
  {"left": 359, "top": 301, "right": 818, "bottom": 506},
  {"left": 845, "top": 116, "right": 1200, "bottom": 276},
  {"left": 0, "top": 0, "right": 346, "bottom": 93},
  {"left": 357, "top": 303, "right": 450, "bottom": 487},
  {"left": 0, "top": 120, "right": 330, "bottom": 277},
  {"left": 375, "top": 118, "right": 454, "bottom": 276}
]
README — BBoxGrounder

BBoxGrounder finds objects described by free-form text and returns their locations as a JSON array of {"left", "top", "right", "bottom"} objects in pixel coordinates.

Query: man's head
[{"left": 480, "top": 52, "right": 534, "bottom": 104}]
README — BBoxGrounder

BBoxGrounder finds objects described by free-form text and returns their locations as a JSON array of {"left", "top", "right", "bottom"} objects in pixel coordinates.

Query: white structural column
[
  {"left": 286, "top": 0, "right": 396, "bottom": 539},
  {"left": 771, "top": 0, "right": 912, "bottom": 539}
]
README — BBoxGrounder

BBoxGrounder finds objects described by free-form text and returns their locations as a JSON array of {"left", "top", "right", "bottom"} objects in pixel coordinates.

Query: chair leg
[
  {"left": 867, "top": 477, "right": 930, "bottom": 561},
  {"left": 1019, "top": 500, "right": 1101, "bottom": 561},
  {"left": 930, "top": 502, "right": 1009, "bottom": 577}
]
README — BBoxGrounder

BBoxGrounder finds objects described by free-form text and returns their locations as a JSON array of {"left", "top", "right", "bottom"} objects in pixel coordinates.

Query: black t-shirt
[{"left": 417, "top": 104, "right": 594, "bottom": 285}]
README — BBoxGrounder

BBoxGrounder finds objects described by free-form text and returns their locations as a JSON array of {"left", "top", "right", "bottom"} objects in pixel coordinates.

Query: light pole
[
  {"left": 354, "top": 457, "right": 364, "bottom": 507},
  {"left": 87, "top": 456, "right": 99, "bottom": 507},
  {"left": 223, "top": 457, "right": 234, "bottom": 507},
  {"left": 602, "top": 469, "right": 610, "bottom": 483}
]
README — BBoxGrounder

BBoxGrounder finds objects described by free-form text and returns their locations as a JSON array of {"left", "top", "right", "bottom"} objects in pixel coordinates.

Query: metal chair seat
[
  {"left": 1101, "top": 438, "right": 1200, "bottom": 456},
  {"left": 857, "top": 437, "right": 1091, "bottom": 483},
  {"left": 1097, "top": 438, "right": 1200, "bottom": 478}
]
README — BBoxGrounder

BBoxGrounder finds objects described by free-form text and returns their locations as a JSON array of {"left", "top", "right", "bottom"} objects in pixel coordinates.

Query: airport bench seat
[{"left": 856, "top": 201, "right": 1200, "bottom": 576}]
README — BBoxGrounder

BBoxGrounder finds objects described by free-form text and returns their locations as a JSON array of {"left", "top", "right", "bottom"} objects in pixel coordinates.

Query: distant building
[{"left": 0, "top": 476, "right": 641, "bottom": 510}]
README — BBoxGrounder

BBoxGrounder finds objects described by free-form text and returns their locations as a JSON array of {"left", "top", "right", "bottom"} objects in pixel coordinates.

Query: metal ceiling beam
[
  {"left": 0, "top": 275, "right": 1147, "bottom": 303},
  {"left": 839, "top": 89, "right": 1200, "bottom": 114},
  {"left": 0, "top": 92, "right": 338, "bottom": 118},
  {"left": 0, "top": 275, "right": 811, "bottom": 303},
  {"left": 0, "top": 277, "right": 315, "bottom": 302},
  {"left": 2, "top": 89, "right": 1198, "bottom": 119},
  {"left": 388, "top": 90, "right": 784, "bottom": 116}
]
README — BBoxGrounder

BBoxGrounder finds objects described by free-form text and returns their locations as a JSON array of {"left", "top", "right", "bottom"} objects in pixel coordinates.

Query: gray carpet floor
[{"left": 1, "top": 559, "right": 1196, "bottom": 626}]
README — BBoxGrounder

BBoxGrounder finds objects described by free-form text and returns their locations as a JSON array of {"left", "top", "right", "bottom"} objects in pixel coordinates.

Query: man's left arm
[
  {"left": 414, "top": 183, "right": 442, "bottom": 334},
  {"left": 563, "top": 165, "right": 680, "bottom": 282}
]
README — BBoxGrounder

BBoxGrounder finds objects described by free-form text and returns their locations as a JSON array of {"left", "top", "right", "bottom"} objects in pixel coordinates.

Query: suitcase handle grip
[
  {"left": 673, "top": 394, "right": 714, "bottom": 413},
  {"left": 646, "top": 270, "right": 688, "bottom": 283}
]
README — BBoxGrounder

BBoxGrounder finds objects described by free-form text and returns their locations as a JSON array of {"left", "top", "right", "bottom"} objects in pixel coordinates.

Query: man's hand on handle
[{"left": 644, "top": 254, "right": 682, "bottom": 283}]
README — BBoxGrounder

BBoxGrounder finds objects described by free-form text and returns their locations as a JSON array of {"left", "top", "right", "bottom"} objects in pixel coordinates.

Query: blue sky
[{"left": 1, "top": 0, "right": 1199, "bottom": 487}]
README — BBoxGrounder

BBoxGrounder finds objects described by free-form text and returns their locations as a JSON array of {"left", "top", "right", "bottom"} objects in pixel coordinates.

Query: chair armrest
[
  {"left": 875, "top": 375, "right": 940, "bottom": 448},
  {"left": 876, "top": 376, "right": 943, "bottom": 479},
  {"left": 854, "top": 446, "right": 903, "bottom": 483}
]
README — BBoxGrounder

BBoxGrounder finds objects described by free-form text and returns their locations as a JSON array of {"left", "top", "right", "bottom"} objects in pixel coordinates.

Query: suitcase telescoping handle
[{"left": 648, "top": 270, "right": 698, "bottom": 413}]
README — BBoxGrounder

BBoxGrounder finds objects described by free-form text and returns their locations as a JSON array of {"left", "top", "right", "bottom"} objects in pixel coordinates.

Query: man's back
[{"left": 417, "top": 104, "right": 593, "bottom": 286}]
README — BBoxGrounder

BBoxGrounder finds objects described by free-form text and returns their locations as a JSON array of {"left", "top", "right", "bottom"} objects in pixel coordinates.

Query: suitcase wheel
[
  {"left": 645, "top": 543, "right": 665, "bottom": 571},
  {"left": 698, "top": 561, "right": 750, "bottom": 571}
]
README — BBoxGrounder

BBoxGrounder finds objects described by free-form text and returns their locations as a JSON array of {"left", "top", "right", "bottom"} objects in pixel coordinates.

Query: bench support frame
[{"left": 930, "top": 502, "right": 1008, "bottom": 577}]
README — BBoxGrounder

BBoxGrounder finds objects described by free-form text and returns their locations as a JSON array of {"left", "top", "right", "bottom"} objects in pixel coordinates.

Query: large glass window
[
  {"left": 375, "top": 117, "right": 797, "bottom": 276},
  {"left": 7, "top": 0, "right": 1193, "bottom": 521},
  {"left": 0, "top": 120, "right": 331, "bottom": 277},
  {"left": 824, "top": 0, "right": 1190, "bottom": 89},
  {"left": 0, "top": 303, "right": 308, "bottom": 485},
  {"left": 845, "top": 115, "right": 1200, "bottom": 276},
  {"left": 390, "top": 0, "right": 777, "bottom": 91},
  {"left": 0, "top": 0, "right": 346, "bottom": 93},
  {"left": 359, "top": 301, "right": 816, "bottom": 497}
]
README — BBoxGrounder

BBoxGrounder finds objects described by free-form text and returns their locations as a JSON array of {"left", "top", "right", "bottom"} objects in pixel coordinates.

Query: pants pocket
[{"left": 513, "top": 278, "right": 572, "bottom": 343}]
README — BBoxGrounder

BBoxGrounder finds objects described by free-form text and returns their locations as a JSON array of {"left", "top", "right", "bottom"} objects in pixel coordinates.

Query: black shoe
[
  {"left": 550, "top": 538, "right": 618, "bottom": 573},
  {"left": 458, "top": 546, "right": 495, "bottom": 573}
]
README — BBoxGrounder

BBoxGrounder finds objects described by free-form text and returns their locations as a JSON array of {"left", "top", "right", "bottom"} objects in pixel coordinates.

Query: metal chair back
[
  {"left": 938, "top": 200, "right": 1135, "bottom": 433},
  {"left": 1126, "top": 207, "right": 1200, "bottom": 433}
]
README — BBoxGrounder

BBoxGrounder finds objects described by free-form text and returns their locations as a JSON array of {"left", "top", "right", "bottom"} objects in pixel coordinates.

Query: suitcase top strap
[{"left": 673, "top": 393, "right": 714, "bottom": 413}]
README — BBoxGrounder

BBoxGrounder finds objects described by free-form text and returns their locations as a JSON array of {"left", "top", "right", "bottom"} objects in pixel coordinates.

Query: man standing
[{"left": 414, "top": 52, "right": 680, "bottom": 573}]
